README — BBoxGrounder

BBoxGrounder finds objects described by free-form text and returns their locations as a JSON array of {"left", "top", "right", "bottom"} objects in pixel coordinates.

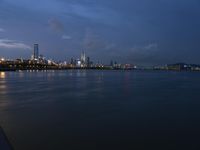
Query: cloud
[
  {"left": 144, "top": 43, "right": 158, "bottom": 50},
  {"left": 0, "top": 28, "right": 5, "bottom": 32},
  {"left": 0, "top": 39, "right": 31, "bottom": 49},
  {"left": 48, "top": 18, "right": 64, "bottom": 32},
  {"left": 62, "top": 35, "right": 72, "bottom": 40},
  {"left": 82, "top": 28, "right": 119, "bottom": 60},
  {"left": 126, "top": 43, "right": 160, "bottom": 64},
  {"left": 131, "top": 43, "right": 158, "bottom": 53},
  {"left": 82, "top": 28, "right": 118, "bottom": 52},
  {"left": 82, "top": 28, "right": 108, "bottom": 50},
  {"left": 66, "top": 3, "right": 121, "bottom": 26}
]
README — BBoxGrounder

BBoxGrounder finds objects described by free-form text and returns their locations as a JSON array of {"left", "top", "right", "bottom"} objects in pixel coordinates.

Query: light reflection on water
[
  {"left": 0, "top": 70, "right": 200, "bottom": 150},
  {"left": 0, "top": 72, "right": 6, "bottom": 79},
  {"left": 0, "top": 72, "right": 10, "bottom": 108},
  {"left": 0, "top": 82, "right": 6, "bottom": 90},
  {"left": 0, "top": 72, "right": 7, "bottom": 93}
]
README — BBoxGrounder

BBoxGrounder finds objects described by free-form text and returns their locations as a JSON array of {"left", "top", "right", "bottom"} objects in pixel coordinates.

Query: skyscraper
[
  {"left": 34, "top": 44, "right": 39, "bottom": 60},
  {"left": 70, "top": 58, "right": 74, "bottom": 65},
  {"left": 81, "top": 51, "right": 86, "bottom": 66},
  {"left": 86, "top": 57, "right": 90, "bottom": 68}
]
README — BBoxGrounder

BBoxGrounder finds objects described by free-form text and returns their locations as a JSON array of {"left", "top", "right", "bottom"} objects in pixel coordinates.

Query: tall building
[
  {"left": 81, "top": 51, "right": 86, "bottom": 67},
  {"left": 70, "top": 58, "right": 74, "bottom": 65},
  {"left": 81, "top": 51, "right": 86, "bottom": 64},
  {"left": 86, "top": 57, "right": 90, "bottom": 68},
  {"left": 34, "top": 44, "right": 39, "bottom": 60},
  {"left": 76, "top": 59, "right": 81, "bottom": 67}
]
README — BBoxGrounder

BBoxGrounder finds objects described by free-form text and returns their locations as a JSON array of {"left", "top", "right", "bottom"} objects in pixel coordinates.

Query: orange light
[{"left": 0, "top": 72, "right": 6, "bottom": 79}]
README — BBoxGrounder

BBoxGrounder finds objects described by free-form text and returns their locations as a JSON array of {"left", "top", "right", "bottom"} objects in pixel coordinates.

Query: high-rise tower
[
  {"left": 86, "top": 57, "right": 91, "bottom": 68},
  {"left": 81, "top": 51, "right": 86, "bottom": 65},
  {"left": 33, "top": 44, "right": 39, "bottom": 60}
]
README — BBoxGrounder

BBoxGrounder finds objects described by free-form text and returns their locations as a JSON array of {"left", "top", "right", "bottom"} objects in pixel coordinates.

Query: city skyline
[
  {"left": 1, "top": 1, "right": 200, "bottom": 150},
  {"left": 0, "top": 0, "right": 200, "bottom": 65}
]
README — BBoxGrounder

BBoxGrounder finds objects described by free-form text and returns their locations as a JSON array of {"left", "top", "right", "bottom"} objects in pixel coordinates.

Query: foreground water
[{"left": 0, "top": 70, "right": 200, "bottom": 150}]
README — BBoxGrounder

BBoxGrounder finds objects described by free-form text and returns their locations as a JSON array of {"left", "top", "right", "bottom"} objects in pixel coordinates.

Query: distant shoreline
[
  {"left": 1, "top": 68, "right": 200, "bottom": 72},
  {"left": 0, "top": 67, "right": 134, "bottom": 72}
]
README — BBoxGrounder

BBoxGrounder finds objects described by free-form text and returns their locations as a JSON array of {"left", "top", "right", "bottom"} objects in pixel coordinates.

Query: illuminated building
[
  {"left": 70, "top": 58, "right": 74, "bottom": 65},
  {"left": 81, "top": 51, "right": 86, "bottom": 67},
  {"left": 34, "top": 44, "right": 39, "bottom": 60},
  {"left": 76, "top": 59, "right": 81, "bottom": 67}
]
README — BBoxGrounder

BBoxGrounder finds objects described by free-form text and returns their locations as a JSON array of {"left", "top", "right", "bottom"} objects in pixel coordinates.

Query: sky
[{"left": 0, "top": 0, "right": 200, "bottom": 65}]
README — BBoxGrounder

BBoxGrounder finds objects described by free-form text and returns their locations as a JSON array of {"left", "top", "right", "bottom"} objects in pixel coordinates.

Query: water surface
[{"left": 0, "top": 70, "right": 200, "bottom": 150}]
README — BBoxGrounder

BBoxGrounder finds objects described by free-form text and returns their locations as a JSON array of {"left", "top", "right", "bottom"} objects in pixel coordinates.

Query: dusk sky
[{"left": 0, "top": 0, "right": 200, "bottom": 65}]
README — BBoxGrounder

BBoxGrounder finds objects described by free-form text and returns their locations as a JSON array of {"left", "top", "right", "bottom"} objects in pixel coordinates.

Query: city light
[{"left": 0, "top": 44, "right": 138, "bottom": 71}]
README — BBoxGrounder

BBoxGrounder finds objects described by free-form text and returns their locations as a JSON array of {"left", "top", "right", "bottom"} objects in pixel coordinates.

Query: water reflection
[
  {"left": 76, "top": 70, "right": 87, "bottom": 77},
  {"left": 0, "top": 72, "right": 10, "bottom": 108},
  {"left": 0, "top": 70, "right": 200, "bottom": 150},
  {"left": 0, "top": 72, "right": 7, "bottom": 93},
  {"left": 123, "top": 72, "right": 132, "bottom": 94},
  {"left": 0, "top": 72, "right": 6, "bottom": 79}
]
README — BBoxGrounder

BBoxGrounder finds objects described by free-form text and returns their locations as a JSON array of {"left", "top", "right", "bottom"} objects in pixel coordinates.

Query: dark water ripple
[{"left": 0, "top": 70, "right": 200, "bottom": 150}]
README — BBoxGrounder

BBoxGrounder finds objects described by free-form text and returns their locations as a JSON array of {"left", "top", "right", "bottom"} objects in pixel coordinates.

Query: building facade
[{"left": 34, "top": 44, "right": 39, "bottom": 60}]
